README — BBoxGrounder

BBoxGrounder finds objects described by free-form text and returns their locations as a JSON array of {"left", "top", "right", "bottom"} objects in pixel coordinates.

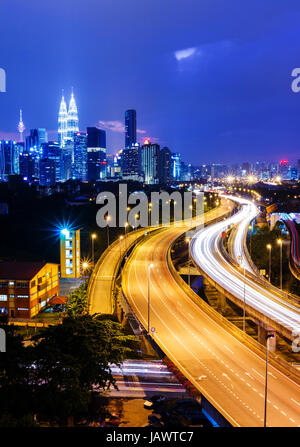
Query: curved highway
[
  {"left": 122, "top": 206, "right": 300, "bottom": 427},
  {"left": 191, "top": 196, "right": 300, "bottom": 338}
]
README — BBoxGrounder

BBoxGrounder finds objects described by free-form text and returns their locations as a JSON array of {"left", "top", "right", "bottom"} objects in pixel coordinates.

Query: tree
[
  {"left": 65, "top": 281, "right": 89, "bottom": 317},
  {"left": 29, "top": 315, "right": 137, "bottom": 425},
  {"left": 0, "top": 325, "right": 33, "bottom": 422}
]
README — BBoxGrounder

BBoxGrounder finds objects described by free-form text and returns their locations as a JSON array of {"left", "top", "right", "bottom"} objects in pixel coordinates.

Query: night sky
[{"left": 0, "top": 0, "right": 300, "bottom": 165}]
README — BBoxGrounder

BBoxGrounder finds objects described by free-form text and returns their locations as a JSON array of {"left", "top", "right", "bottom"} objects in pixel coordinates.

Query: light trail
[{"left": 191, "top": 195, "right": 300, "bottom": 335}]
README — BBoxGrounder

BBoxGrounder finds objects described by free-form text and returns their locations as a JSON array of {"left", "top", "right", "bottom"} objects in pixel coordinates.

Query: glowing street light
[
  {"left": 277, "top": 239, "right": 283, "bottom": 289},
  {"left": 91, "top": 233, "right": 97, "bottom": 265},
  {"left": 106, "top": 215, "right": 111, "bottom": 248},
  {"left": 266, "top": 244, "right": 272, "bottom": 282},
  {"left": 61, "top": 228, "right": 70, "bottom": 238},
  {"left": 148, "top": 263, "right": 154, "bottom": 335},
  {"left": 185, "top": 237, "right": 191, "bottom": 287}
]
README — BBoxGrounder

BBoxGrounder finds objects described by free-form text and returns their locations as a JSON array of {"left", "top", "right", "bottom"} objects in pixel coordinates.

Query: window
[
  {"left": 17, "top": 308, "right": 29, "bottom": 311},
  {"left": 0, "top": 295, "right": 7, "bottom": 301},
  {"left": 31, "top": 280, "right": 36, "bottom": 288},
  {"left": 0, "top": 281, "right": 8, "bottom": 288},
  {"left": 17, "top": 295, "right": 29, "bottom": 298},
  {"left": 16, "top": 281, "right": 28, "bottom": 289},
  {"left": 38, "top": 277, "right": 42, "bottom": 284},
  {"left": 8, "top": 281, "right": 14, "bottom": 286}
]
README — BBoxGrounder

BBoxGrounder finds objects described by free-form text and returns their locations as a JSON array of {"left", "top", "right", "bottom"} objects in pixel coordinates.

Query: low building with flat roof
[{"left": 0, "top": 261, "right": 59, "bottom": 319}]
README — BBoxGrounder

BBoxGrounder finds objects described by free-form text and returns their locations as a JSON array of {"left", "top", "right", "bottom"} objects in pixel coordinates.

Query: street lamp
[
  {"left": 185, "top": 237, "right": 191, "bottom": 287},
  {"left": 148, "top": 203, "right": 152, "bottom": 227},
  {"left": 91, "top": 233, "right": 97, "bottom": 265},
  {"left": 277, "top": 239, "right": 283, "bottom": 289},
  {"left": 266, "top": 244, "right": 272, "bottom": 282},
  {"left": 264, "top": 333, "right": 275, "bottom": 427},
  {"left": 248, "top": 225, "right": 252, "bottom": 256},
  {"left": 148, "top": 263, "right": 154, "bottom": 335},
  {"left": 124, "top": 222, "right": 129, "bottom": 259},
  {"left": 119, "top": 236, "right": 123, "bottom": 280},
  {"left": 105, "top": 215, "right": 111, "bottom": 248}
]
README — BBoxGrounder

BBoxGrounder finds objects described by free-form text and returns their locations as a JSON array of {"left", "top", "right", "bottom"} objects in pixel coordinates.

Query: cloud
[
  {"left": 98, "top": 120, "right": 147, "bottom": 134},
  {"left": 174, "top": 47, "right": 197, "bottom": 61}
]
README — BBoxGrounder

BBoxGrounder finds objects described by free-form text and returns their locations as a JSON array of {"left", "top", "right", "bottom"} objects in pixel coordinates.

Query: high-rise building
[
  {"left": 39, "top": 158, "right": 56, "bottom": 187},
  {"left": 125, "top": 109, "right": 136, "bottom": 148},
  {"left": 73, "top": 132, "right": 87, "bottom": 181},
  {"left": 37, "top": 128, "right": 48, "bottom": 147},
  {"left": 19, "top": 151, "right": 35, "bottom": 182},
  {"left": 141, "top": 139, "right": 160, "bottom": 184},
  {"left": 0, "top": 140, "right": 20, "bottom": 180},
  {"left": 121, "top": 143, "right": 141, "bottom": 180},
  {"left": 58, "top": 94, "right": 68, "bottom": 148},
  {"left": 171, "top": 153, "right": 181, "bottom": 181},
  {"left": 87, "top": 127, "right": 106, "bottom": 181},
  {"left": 159, "top": 147, "right": 172, "bottom": 184},
  {"left": 67, "top": 91, "right": 79, "bottom": 139},
  {"left": 60, "top": 228, "right": 81, "bottom": 278},
  {"left": 42, "top": 141, "right": 61, "bottom": 182}
]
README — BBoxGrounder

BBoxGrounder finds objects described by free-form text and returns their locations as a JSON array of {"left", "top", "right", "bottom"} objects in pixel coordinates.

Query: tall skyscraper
[
  {"left": 67, "top": 90, "right": 79, "bottom": 139},
  {"left": 141, "top": 139, "right": 160, "bottom": 184},
  {"left": 0, "top": 140, "right": 20, "bottom": 180},
  {"left": 171, "top": 153, "right": 181, "bottom": 180},
  {"left": 122, "top": 143, "right": 141, "bottom": 180},
  {"left": 159, "top": 146, "right": 172, "bottom": 184},
  {"left": 58, "top": 94, "right": 68, "bottom": 148},
  {"left": 18, "top": 109, "right": 25, "bottom": 142},
  {"left": 87, "top": 127, "right": 106, "bottom": 181},
  {"left": 39, "top": 158, "right": 56, "bottom": 187},
  {"left": 73, "top": 132, "right": 87, "bottom": 181},
  {"left": 125, "top": 109, "right": 136, "bottom": 148},
  {"left": 42, "top": 141, "right": 61, "bottom": 182}
]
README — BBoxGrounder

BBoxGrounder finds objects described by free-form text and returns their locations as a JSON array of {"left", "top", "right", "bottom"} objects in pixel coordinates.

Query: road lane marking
[{"left": 223, "top": 345, "right": 234, "bottom": 354}]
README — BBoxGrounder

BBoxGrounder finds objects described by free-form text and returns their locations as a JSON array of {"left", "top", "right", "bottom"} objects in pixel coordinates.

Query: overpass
[{"left": 121, "top": 204, "right": 300, "bottom": 426}]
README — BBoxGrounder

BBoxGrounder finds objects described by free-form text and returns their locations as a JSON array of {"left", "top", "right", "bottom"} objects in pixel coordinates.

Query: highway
[
  {"left": 281, "top": 213, "right": 300, "bottom": 279},
  {"left": 89, "top": 228, "right": 154, "bottom": 314},
  {"left": 191, "top": 196, "right": 300, "bottom": 338},
  {"left": 121, "top": 206, "right": 300, "bottom": 427}
]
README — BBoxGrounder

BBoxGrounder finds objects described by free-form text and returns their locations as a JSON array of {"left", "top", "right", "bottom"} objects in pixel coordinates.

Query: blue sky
[{"left": 0, "top": 0, "right": 300, "bottom": 164}]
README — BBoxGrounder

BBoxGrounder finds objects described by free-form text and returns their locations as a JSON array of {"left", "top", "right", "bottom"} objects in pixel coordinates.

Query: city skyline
[{"left": 1, "top": 1, "right": 300, "bottom": 164}]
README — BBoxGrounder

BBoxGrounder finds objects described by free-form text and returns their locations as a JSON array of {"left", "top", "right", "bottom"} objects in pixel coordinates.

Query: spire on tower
[
  {"left": 58, "top": 92, "right": 68, "bottom": 147},
  {"left": 67, "top": 89, "right": 79, "bottom": 138},
  {"left": 18, "top": 109, "right": 25, "bottom": 142}
]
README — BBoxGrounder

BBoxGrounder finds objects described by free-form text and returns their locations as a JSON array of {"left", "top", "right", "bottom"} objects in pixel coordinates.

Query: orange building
[{"left": 0, "top": 261, "right": 59, "bottom": 319}]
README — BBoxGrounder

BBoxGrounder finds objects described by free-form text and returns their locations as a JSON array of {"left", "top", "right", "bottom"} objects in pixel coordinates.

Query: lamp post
[
  {"left": 147, "top": 263, "right": 154, "bottom": 335},
  {"left": 248, "top": 225, "right": 252, "bottom": 256},
  {"left": 277, "top": 239, "right": 283, "bottom": 289},
  {"left": 148, "top": 203, "right": 152, "bottom": 227},
  {"left": 266, "top": 244, "right": 272, "bottom": 282},
  {"left": 119, "top": 236, "right": 123, "bottom": 280},
  {"left": 105, "top": 215, "right": 111, "bottom": 248},
  {"left": 124, "top": 222, "right": 129, "bottom": 259},
  {"left": 264, "top": 333, "right": 275, "bottom": 427},
  {"left": 91, "top": 233, "right": 97, "bottom": 266},
  {"left": 243, "top": 264, "right": 246, "bottom": 333},
  {"left": 185, "top": 237, "right": 191, "bottom": 287}
]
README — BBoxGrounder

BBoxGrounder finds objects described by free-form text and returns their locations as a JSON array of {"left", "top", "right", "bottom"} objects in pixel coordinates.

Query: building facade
[
  {"left": 87, "top": 127, "right": 106, "bottom": 181},
  {"left": 125, "top": 109, "right": 136, "bottom": 148},
  {"left": 141, "top": 140, "right": 160, "bottom": 184},
  {"left": 0, "top": 262, "right": 59, "bottom": 319}
]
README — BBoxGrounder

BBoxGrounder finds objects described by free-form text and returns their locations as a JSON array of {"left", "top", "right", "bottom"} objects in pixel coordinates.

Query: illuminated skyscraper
[
  {"left": 67, "top": 90, "right": 79, "bottom": 139},
  {"left": 141, "top": 139, "right": 160, "bottom": 184},
  {"left": 58, "top": 93, "right": 68, "bottom": 147},
  {"left": 125, "top": 109, "right": 136, "bottom": 148}
]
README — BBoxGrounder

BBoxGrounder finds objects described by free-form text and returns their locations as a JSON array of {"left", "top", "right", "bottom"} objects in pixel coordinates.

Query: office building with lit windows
[
  {"left": 60, "top": 228, "right": 81, "bottom": 278},
  {"left": 0, "top": 262, "right": 59, "bottom": 319},
  {"left": 141, "top": 139, "right": 160, "bottom": 184},
  {"left": 125, "top": 109, "right": 136, "bottom": 148},
  {"left": 87, "top": 127, "right": 106, "bottom": 181}
]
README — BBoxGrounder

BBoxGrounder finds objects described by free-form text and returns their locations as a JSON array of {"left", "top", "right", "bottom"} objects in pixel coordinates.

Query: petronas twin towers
[{"left": 58, "top": 90, "right": 79, "bottom": 147}]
